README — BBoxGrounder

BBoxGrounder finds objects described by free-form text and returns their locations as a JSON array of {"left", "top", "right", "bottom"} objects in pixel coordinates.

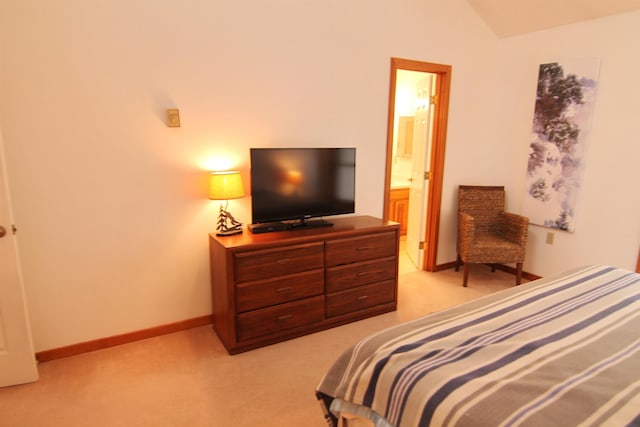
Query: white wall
[
  {"left": 495, "top": 11, "right": 640, "bottom": 277},
  {"left": 0, "top": 0, "right": 501, "bottom": 351}
]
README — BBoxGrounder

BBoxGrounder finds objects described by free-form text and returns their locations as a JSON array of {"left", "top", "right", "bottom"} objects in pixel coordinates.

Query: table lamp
[{"left": 209, "top": 171, "right": 245, "bottom": 236}]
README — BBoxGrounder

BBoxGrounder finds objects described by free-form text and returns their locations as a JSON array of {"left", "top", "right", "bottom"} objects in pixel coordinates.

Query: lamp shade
[{"left": 209, "top": 171, "right": 245, "bottom": 200}]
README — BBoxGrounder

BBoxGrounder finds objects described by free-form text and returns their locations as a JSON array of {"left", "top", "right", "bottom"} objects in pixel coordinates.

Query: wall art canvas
[{"left": 522, "top": 58, "right": 600, "bottom": 232}]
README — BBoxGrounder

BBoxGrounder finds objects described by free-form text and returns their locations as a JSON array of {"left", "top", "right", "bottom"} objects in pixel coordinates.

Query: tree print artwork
[{"left": 523, "top": 59, "right": 599, "bottom": 232}]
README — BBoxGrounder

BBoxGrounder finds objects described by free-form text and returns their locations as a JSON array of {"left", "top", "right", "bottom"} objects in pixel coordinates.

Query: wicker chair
[{"left": 455, "top": 185, "right": 529, "bottom": 287}]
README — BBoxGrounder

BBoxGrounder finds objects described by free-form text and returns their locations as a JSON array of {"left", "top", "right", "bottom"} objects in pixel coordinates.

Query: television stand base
[
  {"left": 248, "top": 219, "right": 333, "bottom": 234},
  {"left": 247, "top": 222, "right": 290, "bottom": 234},
  {"left": 288, "top": 219, "right": 333, "bottom": 230}
]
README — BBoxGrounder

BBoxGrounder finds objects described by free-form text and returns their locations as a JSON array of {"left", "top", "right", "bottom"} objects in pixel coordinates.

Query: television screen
[{"left": 250, "top": 148, "right": 355, "bottom": 227}]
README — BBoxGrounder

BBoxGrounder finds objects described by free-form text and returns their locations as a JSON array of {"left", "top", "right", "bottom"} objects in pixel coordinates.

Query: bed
[{"left": 316, "top": 265, "right": 640, "bottom": 427}]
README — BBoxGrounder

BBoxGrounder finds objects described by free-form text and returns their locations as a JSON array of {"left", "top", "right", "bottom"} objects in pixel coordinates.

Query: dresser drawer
[
  {"left": 236, "top": 269, "right": 324, "bottom": 313},
  {"left": 234, "top": 242, "right": 324, "bottom": 283},
  {"left": 326, "top": 257, "right": 397, "bottom": 293},
  {"left": 236, "top": 296, "right": 325, "bottom": 342},
  {"left": 325, "top": 231, "right": 397, "bottom": 267},
  {"left": 326, "top": 281, "right": 395, "bottom": 318}
]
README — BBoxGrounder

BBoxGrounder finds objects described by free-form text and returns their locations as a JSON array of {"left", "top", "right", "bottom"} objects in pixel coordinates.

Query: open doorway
[{"left": 383, "top": 58, "right": 452, "bottom": 272}]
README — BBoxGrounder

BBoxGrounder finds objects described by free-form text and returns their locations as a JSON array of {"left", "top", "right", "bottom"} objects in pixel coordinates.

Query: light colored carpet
[{"left": 0, "top": 265, "right": 517, "bottom": 427}]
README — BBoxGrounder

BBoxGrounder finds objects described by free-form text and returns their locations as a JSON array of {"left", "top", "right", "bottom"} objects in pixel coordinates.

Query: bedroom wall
[
  {"left": 0, "top": 0, "right": 502, "bottom": 351},
  {"left": 495, "top": 11, "right": 640, "bottom": 277}
]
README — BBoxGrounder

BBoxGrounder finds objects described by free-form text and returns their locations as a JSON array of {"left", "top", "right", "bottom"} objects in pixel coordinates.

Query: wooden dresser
[{"left": 209, "top": 215, "right": 399, "bottom": 354}]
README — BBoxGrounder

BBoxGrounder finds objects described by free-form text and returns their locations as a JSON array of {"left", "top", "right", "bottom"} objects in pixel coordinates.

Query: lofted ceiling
[{"left": 466, "top": 0, "right": 640, "bottom": 37}]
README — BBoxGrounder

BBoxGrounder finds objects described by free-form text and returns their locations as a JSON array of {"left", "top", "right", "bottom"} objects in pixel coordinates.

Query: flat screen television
[{"left": 249, "top": 147, "right": 355, "bottom": 232}]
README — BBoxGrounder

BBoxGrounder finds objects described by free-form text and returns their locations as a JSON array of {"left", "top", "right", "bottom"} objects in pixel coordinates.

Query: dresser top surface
[{"left": 209, "top": 215, "right": 399, "bottom": 249}]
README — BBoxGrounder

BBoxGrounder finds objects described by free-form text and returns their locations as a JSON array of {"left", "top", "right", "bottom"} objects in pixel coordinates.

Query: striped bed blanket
[{"left": 316, "top": 265, "right": 640, "bottom": 427}]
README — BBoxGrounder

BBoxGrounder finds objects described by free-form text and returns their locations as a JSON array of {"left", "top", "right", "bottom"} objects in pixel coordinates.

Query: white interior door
[
  {"left": 0, "top": 133, "right": 38, "bottom": 387},
  {"left": 405, "top": 76, "right": 434, "bottom": 269}
]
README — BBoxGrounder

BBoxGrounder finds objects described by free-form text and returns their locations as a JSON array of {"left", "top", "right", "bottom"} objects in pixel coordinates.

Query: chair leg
[
  {"left": 516, "top": 262, "right": 523, "bottom": 285},
  {"left": 455, "top": 254, "right": 462, "bottom": 272},
  {"left": 463, "top": 264, "right": 470, "bottom": 287},
  {"left": 491, "top": 264, "right": 496, "bottom": 272}
]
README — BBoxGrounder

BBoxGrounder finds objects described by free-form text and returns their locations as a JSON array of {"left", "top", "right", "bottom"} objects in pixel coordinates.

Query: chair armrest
[
  {"left": 499, "top": 212, "right": 529, "bottom": 245},
  {"left": 457, "top": 212, "right": 476, "bottom": 252}
]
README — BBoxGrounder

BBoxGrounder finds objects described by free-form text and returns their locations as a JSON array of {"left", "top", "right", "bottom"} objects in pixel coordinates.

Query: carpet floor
[{"left": 0, "top": 263, "right": 519, "bottom": 427}]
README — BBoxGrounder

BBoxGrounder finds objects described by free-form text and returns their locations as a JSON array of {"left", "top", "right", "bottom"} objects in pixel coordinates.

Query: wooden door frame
[{"left": 383, "top": 58, "right": 452, "bottom": 272}]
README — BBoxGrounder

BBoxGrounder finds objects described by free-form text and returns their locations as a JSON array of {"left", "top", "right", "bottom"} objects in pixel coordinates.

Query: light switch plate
[
  {"left": 546, "top": 232, "right": 555, "bottom": 245},
  {"left": 167, "top": 109, "right": 180, "bottom": 127}
]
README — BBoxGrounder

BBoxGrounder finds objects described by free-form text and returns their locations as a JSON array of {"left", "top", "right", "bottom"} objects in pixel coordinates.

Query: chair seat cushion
[{"left": 462, "top": 232, "right": 525, "bottom": 263}]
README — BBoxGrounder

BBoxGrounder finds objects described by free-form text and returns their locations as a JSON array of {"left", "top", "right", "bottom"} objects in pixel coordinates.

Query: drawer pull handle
[
  {"left": 276, "top": 287, "right": 292, "bottom": 293},
  {"left": 356, "top": 246, "right": 370, "bottom": 251},
  {"left": 277, "top": 314, "right": 293, "bottom": 321},
  {"left": 357, "top": 272, "right": 369, "bottom": 277},
  {"left": 357, "top": 295, "right": 369, "bottom": 301},
  {"left": 276, "top": 258, "right": 290, "bottom": 264}
]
